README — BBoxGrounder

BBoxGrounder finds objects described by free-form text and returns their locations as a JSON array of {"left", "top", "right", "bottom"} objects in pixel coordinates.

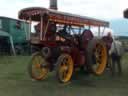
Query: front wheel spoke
[
  {"left": 63, "top": 71, "right": 66, "bottom": 79},
  {"left": 59, "top": 67, "right": 65, "bottom": 79},
  {"left": 33, "top": 57, "right": 41, "bottom": 68},
  {"left": 98, "top": 50, "right": 101, "bottom": 54},
  {"left": 59, "top": 66, "right": 65, "bottom": 73},
  {"left": 41, "top": 68, "right": 47, "bottom": 75},
  {"left": 35, "top": 56, "right": 40, "bottom": 64},
  {"left": 96, "top": 49, "right": 99, "bottom": 53},
  {"left": 96, "top": 56, "right": 100, "bottom": 63},
  {"left": 62, "top": 58, "right": 67, "bottom": 64},
  {"left": 97, "top": 45, "right": 102, "bottom": 49},
  {"left": 35, "top": 64, "right": 41, "bottom": 68},
  {"left": 60, "top": 64, "right": 68, "bottom": 79},
  {"left": 97, "top": 59, "right": 100, "bottom": 64}
]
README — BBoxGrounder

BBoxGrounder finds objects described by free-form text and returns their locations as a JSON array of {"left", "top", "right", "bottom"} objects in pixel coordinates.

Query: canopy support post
[
  {"left": 40, "top": 16, "right": 43, "bottom": 40},
  {"left": 43, "top": 20, "right": 49, "bottom": 40},
  {"left": 98, "top": 26, "right": 101, "bottom": 37},
  {"left": 102, "top": 27, "right": 106, "bottom": 36},
  {"left": 28, "top": 17, "right": 31, "bottom": 40}
]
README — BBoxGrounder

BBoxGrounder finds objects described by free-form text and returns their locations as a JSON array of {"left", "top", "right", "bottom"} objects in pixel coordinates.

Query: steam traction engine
[{"left": 19, "top": 7, "right": 109, "bottom": 83}]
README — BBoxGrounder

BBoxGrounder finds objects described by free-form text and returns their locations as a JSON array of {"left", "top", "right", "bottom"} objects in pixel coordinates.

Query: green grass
[{"left": 0, "top": 54, "right": 128, "bottom": 96}]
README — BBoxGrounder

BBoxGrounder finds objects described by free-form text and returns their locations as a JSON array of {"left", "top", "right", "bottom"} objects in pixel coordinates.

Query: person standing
[
  {"left": 109, "top": 38, "right": 124, "bottom": 76},
  {"left": 102, "top": 32, "right": 113, "bottom": 69}
]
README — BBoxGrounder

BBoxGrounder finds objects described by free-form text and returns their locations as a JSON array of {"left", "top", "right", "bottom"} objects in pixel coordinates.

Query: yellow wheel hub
[{"left": 56, "top": 54, "right": 73, "bottom": 83}]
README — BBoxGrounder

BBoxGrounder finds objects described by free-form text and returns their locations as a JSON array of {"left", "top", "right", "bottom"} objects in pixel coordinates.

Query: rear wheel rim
[{"left": 92, "top": 43, "right": 107, "bottom": 75}]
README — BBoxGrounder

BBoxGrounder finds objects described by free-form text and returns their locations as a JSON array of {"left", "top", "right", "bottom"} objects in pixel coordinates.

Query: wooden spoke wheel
[
  {"left": 56, "top": 54, "right": 73, "bottom": 83},
  {"left": 28, "top": 52, "right": 49, "bottom": 80},
  {"left": 87, "top": 38, "right": 107, "bottom": 75}
]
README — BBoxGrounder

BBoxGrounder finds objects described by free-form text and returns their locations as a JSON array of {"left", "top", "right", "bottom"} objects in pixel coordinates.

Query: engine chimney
[{"left": 49, "top": 0, "right": 58, "bottom": 10}]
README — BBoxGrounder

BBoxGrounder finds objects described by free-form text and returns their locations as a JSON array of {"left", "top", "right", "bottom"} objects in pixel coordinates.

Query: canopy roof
[
  {"left": 19, "top": 7, "right": 109, "bottom": 27},
  {"left": 124, "top": 8, "right": 128, "bottom": 18}
]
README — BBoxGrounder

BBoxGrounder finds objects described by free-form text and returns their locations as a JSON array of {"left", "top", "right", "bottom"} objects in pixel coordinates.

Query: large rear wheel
[
  {"left": 28, "top": 52, "right": 49, "bottom": 80},
  {"left": 87, "top": 38, "right": 107, "bottom": 75},
  {"left": 56, "top": 54, "right": 73, "bottom": 83}
]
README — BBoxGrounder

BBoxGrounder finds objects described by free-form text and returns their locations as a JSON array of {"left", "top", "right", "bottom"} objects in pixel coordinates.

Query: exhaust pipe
[{"left": 49, "top": 0, "right": 58, "bottom": 10}]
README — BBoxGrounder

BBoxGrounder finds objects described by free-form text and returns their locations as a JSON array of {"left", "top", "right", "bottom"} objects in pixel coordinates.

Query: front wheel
[
  {"left": 28, "top": 52, "right": 49, "bottom": 80},
  {"left": 56, "top": 54, "right": 74, "bottom": 83}
]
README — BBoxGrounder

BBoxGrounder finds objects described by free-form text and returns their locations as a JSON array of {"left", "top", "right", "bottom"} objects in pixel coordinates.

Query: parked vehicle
[{"left": 0, "top": 16, "right": 30, "bottom": 55}]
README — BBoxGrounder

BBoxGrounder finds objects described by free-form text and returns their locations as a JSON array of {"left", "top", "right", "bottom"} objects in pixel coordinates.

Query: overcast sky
[{"left": 0, "top": 0, "right": 128, "bottom": 20}]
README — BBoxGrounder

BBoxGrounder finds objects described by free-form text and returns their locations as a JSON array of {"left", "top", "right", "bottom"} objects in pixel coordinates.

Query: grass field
[{"left": 0, "top": 54, "right": 128, "bottom": 96}]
